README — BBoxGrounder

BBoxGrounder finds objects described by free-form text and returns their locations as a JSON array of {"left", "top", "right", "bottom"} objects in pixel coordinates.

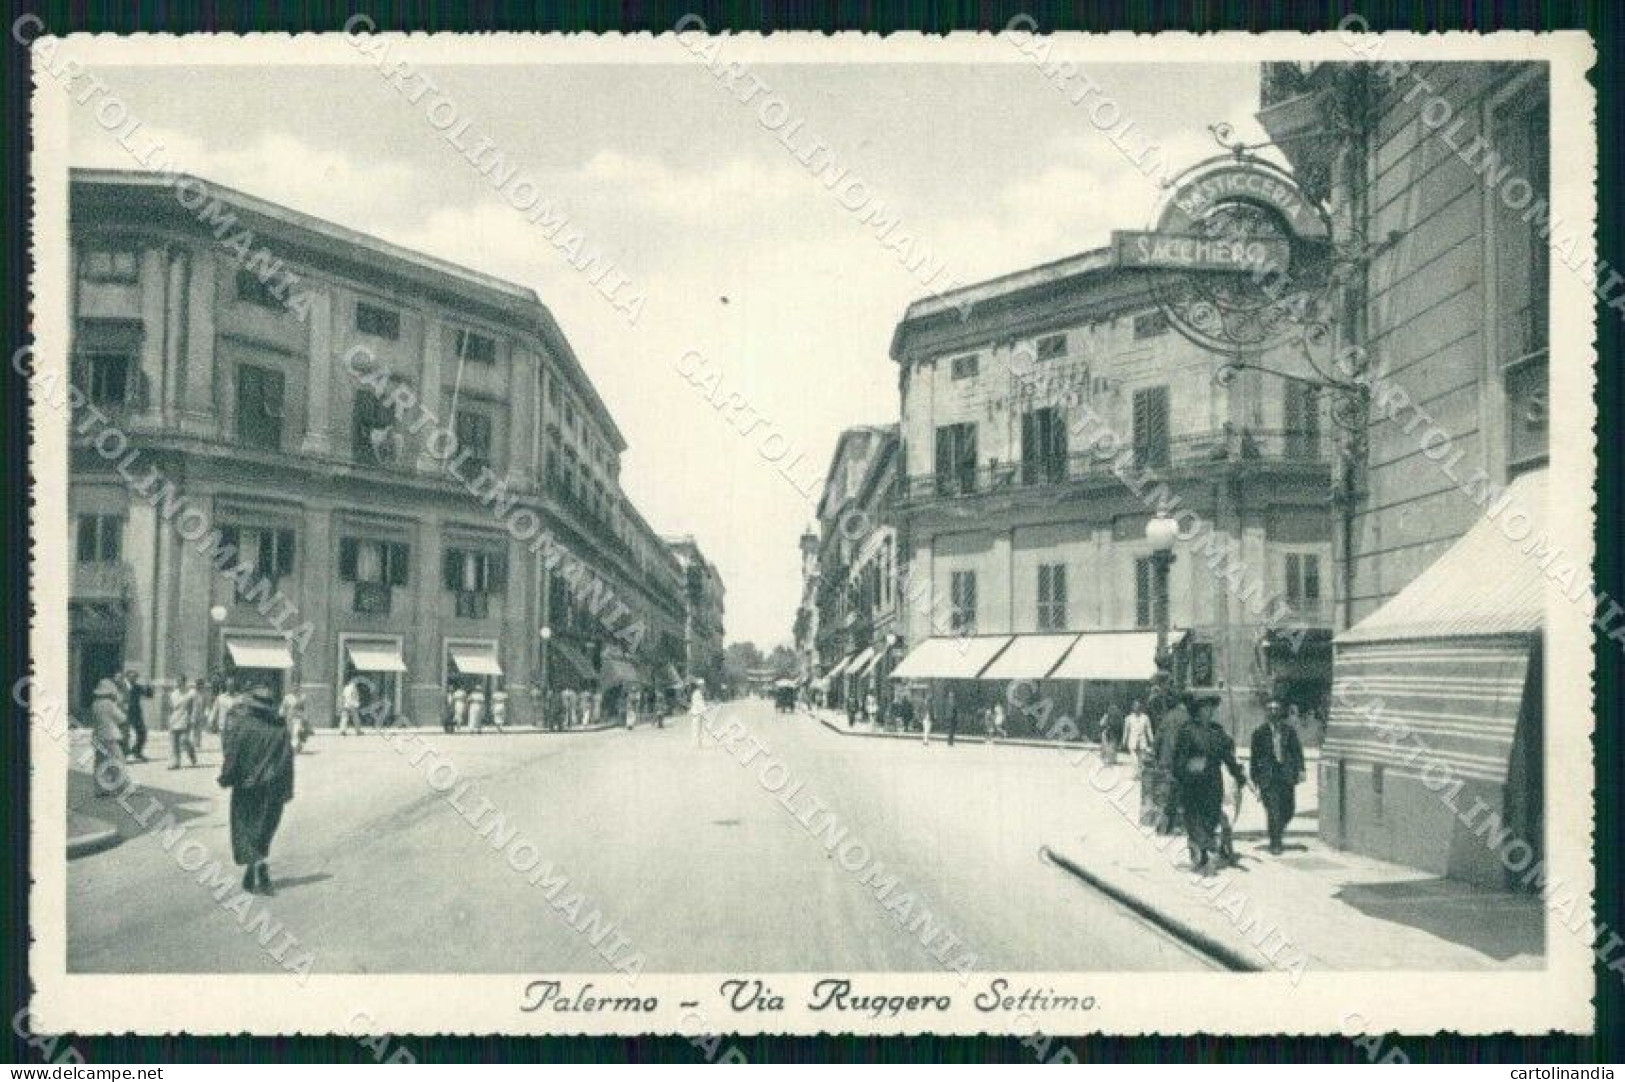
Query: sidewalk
[
  {"left": 803, "top": 705, "right": 1540, "bottom": 971},
  {"left": 1043, "top": 763, "right": 1543, "bottom": 971}
]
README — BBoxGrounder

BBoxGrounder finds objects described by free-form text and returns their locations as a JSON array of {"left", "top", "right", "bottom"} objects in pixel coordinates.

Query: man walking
[
  {"left": 1250, "top": 699, "right": 1306, "bottom": 854},
  {"left": 1122, "top": 699, "right": 1152, "bottom": 777},
  {"left": 166, "top": 676, "right": 198, "bottom": 769},
  {"left": 1100, "top": 701, "right": 1125, "bottom": 767},
  {"left": 689, "top": 680, "right": 708, "bottom": 748},
  {"left": 1153, "top": 690, "right": 1193, "bottom": 834},
  {"left": 121, "top": 668, "right": 152, "bottom": 762},
  {"left": 218, "top": 683, "right": 295, "bottom": 896},
  {"left": 188, "top": 678, "right": 209, "bottom": 755},
  {"left": 944, "top": 688, "right": 959, "bottom": 747},
  {"left": 1171, "top": 694, "right": 1246, "bottom": 872},
  {"left": 339, "top": 675, "right": 364, "bottom": 736}
]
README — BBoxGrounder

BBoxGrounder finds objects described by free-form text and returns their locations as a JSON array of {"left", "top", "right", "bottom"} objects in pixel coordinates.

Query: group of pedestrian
[
  {"left": 1115, "top": 691, "right": 1306, "bottom": 872},
  {"left": 439, "top": 679, "right": 509, "bottom": 734}
]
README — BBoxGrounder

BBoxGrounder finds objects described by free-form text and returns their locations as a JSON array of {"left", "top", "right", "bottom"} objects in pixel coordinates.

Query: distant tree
[
  {"left": 765, "top": 645, "right": 797, "bottom": 676},
  {"left": 723, "top": 641, "right": 763, "bottom": 689}
]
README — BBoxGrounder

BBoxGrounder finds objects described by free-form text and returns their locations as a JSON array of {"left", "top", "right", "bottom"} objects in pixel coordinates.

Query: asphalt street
[{"left": 68, "top": 698, "right": 1214, "bottom": 974}]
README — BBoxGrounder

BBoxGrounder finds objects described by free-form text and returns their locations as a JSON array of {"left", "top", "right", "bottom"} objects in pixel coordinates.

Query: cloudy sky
[{"left": 70, "top": 55, "right": 1266, "bottom": 648}]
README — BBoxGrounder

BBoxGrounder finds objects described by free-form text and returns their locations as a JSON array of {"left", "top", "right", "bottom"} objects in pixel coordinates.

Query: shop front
[
  {"left": 222, "top": 633, "right": 296, "bottom": 701},
  {"left": 1322, "top": 470, "right": 1546, "bottom": 890},
  {"left": 339, "top": 634, "right": 408, "bottom": 727}
]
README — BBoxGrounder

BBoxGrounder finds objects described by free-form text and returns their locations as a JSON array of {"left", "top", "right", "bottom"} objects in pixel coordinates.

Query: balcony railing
[
  {"left": 903, "top": 427, "right": 1328, "bottom": 505},
  {"left": 72, "top": 561, "right": 129, "bottom": 602}
]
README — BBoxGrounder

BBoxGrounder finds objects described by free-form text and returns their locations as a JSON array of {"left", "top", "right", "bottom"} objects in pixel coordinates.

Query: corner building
[{"left": 66, "top": 170, "right": 686, "bottom": 728}]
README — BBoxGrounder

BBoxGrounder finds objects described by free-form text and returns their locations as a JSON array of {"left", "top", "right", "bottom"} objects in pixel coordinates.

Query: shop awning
[
  {"left": 448, "top": 643, "right": 503, "bottom": 677},
  {"left": 1326, "top": 638, "right": 1533, "bottom": 782},
  {"left": 599, "top": 652, "right": 640, "bottom": 688},
  {"left": 824, "top": 654, "right": 856, "bottom": 680},
  {"left": 845, "top": 645, "right": 878, "bottom": 678},
  {"left": 979, "top": 634, "right": 1080, "bottom": 680},
  {"left": 226, "top": 636, "right": 295, "bottom": 671},
  {"left": 889, "top": 636, "right": 1012, "bottom": 680},
  {"left": 345, "top": 641, "right": 408, "bottom": 673},
  {"left": 1338, "top": 470, "right": 1546, "bottom": 644},
  {"left": 1048, "top": 630, "right": 1186, "bottom": 682},
  {"left": 548, "top": 640, "right": 596, "bottom": 689}
]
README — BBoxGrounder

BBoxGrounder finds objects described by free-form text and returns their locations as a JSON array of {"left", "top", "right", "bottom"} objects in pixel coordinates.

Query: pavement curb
[
  {"left": 319, "top": 721, "right": 632, "bottom": 736},
  {"left": 802, "top": 706, "right": 1102, "bottom": 753},
  {"left": 1038, "top": 845, "right": 1261, "bottom": 973},
  {"left": 67, "top": 821, "right": 120, "bottom": 860}
]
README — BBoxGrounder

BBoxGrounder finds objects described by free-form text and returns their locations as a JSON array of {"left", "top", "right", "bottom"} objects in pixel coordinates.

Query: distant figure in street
[
  {"left": 1123, "top": 699, "right": 1153, "bottom": 777},
  {"left": 188, "top": 678, "right": 210, "bottom": 754},
  {"left": 1250, "top": 699, "right": 1306, "bottom": 854},
  {"left": 166, "top": 676, "right": 198, "bottom": 769},
  {"left": 1100, "top": 701, "right": 1125, "bottom": 766},
  {"left": 561, "top": 687, "right": 578, "bottom": 730},
  {"left": 988, "top": 702, "right": 1006, "bottom": 744},
  {"left": 121, "top": 669, "right": 152, "bottom": 761},
  {"left": 689, "top": 681, "right": 708, "bottom": 748},
  {"left": 1172, "top": 695, "right": 1246, "bottom": 872},
  {"left": 467, "top": 684, "right": 487, "bottom": 733},
  {"left": 209, "top": 679, "right": 240, "bottom": 741},
  {"left": 491, "top": 686, "right": 509, "bottom": 733},
  {"left": 1153, "top": 692, "right": 1193, "bottom": 834},
  {"left": 944, "top": 689, "right": 960, "bottom": 747},
  {"left": 281, "top": 683, "right": 311, "bottom": 754},
  {"left": 218, "top": 684, "right": 295, "bottom": 896},
  {"left": 624, "top": 690, "right": 638, "bottom": 730},
  {"left": 443, "top": 685, "right": 458, "bottom": 734},
  {"left": 339, "top": 676, "right": 364, "bottom": 736},
  {"left": 89, "top": 678, "right": 126, "bottom": 797},
  {"left": 864, "top": 690, "right": 878, "bottom": 726},
  {"left": 846, "top": 695, "right": 858, "bottom": 729},
  {"left": 449, "top": 682, "right": 468, "bottom": 732},
  {"left": 920, "top": 699, "right": 933, "bottom": 746}
]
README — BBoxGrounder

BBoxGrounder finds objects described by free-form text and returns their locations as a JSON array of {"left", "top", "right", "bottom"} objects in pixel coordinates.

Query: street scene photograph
[{"left": 23, "top": 28, "right": 1597, "bottom": 1041}]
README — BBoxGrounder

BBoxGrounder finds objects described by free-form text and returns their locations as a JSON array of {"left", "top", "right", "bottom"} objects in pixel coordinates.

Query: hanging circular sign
[{"left": 1114, "top": 155, "right": 1336, "bottom": 355}]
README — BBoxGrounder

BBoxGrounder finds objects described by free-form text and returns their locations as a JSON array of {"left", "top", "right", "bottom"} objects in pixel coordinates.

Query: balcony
[
  {"left": 72, "top": 561, "right": 130, "bottom": 602},
  {"left": 902, "top": 427, "right": 1328, "bottom": 506}
]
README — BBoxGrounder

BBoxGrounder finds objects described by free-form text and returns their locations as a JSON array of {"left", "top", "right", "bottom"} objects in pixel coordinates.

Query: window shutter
[
  {"left": 339, "top": 537, "right": 359, "bottom": 582},
  {"left": 277, "top": 529, "right": 296, "bottom": 576},
  {"left": 935, "top": 427, "right": 954, "bottom": 480},
  {"left": 443, "top": 549, "right": 462, "bottom": 591},
  {"left": 388, "top": 542, "right": 411, "bottom": 586},
  {"left": 487, "top": 553, "right": 507, "bottom": 594}
]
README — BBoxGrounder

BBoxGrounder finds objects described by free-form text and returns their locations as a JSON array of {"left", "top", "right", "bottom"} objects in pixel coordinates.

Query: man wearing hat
[
  {"left": 1249, "top": 699, "right": 1306, "bottom": 854},
  {"left": 1170, "top": 692, "right": 1246, "bottom": 872},
  {"left": 217, "top": 683, "right": 295, "bottom": 895}
]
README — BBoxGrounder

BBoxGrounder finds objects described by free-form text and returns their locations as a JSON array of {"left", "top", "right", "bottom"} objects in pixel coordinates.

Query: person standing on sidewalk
[
  {"left": 1122, "top": 700, "right": 1151, "bottom": 775},
  {"left": 89, "top": 678, "right": 127, "bottom": 797},
  {"left": 689, "top": 680, "right": 708, "bottom": 748},
  {"left": 188, "top": 678, "right": 210, "bottom": 755},
  {"left": 338, "top": 676, "right": 364, "bottom": 736},
  {"left": 491, "top": 686, "right": 509, "bottom": 733},
  {"left": 281, "top": 682, "right": 312, "bottom": 754},
  {"left": 466, "top": 684, "right": 487, "bottom": 733},
  {"left": 1153, "top": 691, "right": 1193, "bottom": 834},
  {"left": 209, "top": 677, "right": 240, "bottom": 741},
  {"left": 1100, "top": 701, "right": 1125, "bottom": 766},
  {"left": 944, "top": 687, "right": 959, "bottom": 746},
  {"left": 121, "top": 669, "right": 152, "bottom": 762},
  {"left": 1249, "top": 699, "right": 1306, "bottom": 854},
  {"left": 218, "top": 684, "right": 295, "bottom": 896},
  {"left": 166, "top": 676, "right": 198, "bottom": 769},
  {"left": 1172, "top": 694, "right": 1246, "bottom": 872}
]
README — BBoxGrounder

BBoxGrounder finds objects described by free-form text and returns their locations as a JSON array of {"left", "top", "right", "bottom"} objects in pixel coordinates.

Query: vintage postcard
[{"left": 25, "top": 28, "right": 1597, "bottom": 1039}]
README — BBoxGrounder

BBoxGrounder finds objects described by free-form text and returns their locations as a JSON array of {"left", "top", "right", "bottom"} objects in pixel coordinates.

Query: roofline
[
  {"left": 888, "top": 246, "right": 1119, "bottom": 362},
  {"left": 70, "top": 168, "right": 628, "bottom": 452},
  {"left": 815, "top": 424, "right": 898, "bottom": 521}
]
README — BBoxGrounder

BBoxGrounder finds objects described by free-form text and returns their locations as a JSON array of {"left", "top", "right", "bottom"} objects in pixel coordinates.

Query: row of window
[
  {"left": 942, "top": 554, "right": 1322, "bottom": 635},
  {"left": 79, "top": 247, "right": 504, "bottom": 363},
  {"left": 942, "top": 312, "right": 1171, "bottom": 382}
]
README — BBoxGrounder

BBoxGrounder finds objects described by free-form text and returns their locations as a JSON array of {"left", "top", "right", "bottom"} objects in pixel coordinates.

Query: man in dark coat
[
  {"left": 1171, "top": 694, "right": 1246, "bottom": 872},
  {"left": 121, "top": 668, "right": 152, "bottom": 761},
  {"left": 1250, "top": 699, "right": 1306, "bottom": 854},
  {"left": 1151, "top": 691, "right": 1193, "bottom": 834},
  {"left": 218, "top": 684, "right": 295, "bottom": 895}
]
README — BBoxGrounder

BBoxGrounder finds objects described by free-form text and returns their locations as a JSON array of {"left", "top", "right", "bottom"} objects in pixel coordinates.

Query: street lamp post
[
  {"left": 1145, "top": 513, "right": 1180, "bottom": 690},
  {"left": 538, "top": 625, "right": 553, "bottom": 730},
  {"left": 209, "top": 604, "right": 229, "bottom": 686}
]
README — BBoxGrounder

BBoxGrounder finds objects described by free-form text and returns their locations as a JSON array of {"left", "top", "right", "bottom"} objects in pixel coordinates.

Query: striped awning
[
  {"left": 226, "top": 636, "right": 295, "bottom": 671},
  {"left": 824, "top": 654, "right": 857, "bottom": 680},
  {"left": 1339, "top": 470, "right": 1546, "bottom": 644},
  {"left": 1324, "top": 638, "right": 1533, "bottom": 783},
  {"left": 889, "top": 636, "right": 1012, "bottom": 680},
  {"left": 847, "top": 645, "right": 880, "bottom": 678},
  {"left": 1048, "top": 630, "right": 1185, "bottom": 682},
  {"left": 979, "top": 634, "right": 1079, "bottom": 680}
]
